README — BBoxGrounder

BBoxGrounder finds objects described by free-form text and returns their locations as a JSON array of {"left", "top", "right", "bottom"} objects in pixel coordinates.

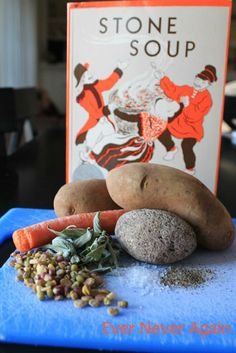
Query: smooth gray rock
[{"left": 115, "top": 209, "right": 197, "bottom": 264}]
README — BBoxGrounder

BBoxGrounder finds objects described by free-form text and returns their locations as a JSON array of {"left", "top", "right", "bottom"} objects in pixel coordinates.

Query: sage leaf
[
  {"left": 70, "top": 255, "right": 80, "bottom": 263},
  {"left": 93, "top": 212, "right": 102, "bottom": 233},
  {"left": 43, "top": 211, "right": 121, "bottom": 271},
  {"left": 74, "top": 229, "right": 93, "bottom": 249},
  {"left": 84, "top": 243, "right": 106, "bottom": 262},
  {"left": 50, "top": 237, "right": 77, "bottom": 258},
  {"left": 107, "top": 241, "right": 119, "bottom": 268},
  {"left": 102, "top": 249, "right": 111, "bottom": 259},
  {"left": 48, "top": 226, "right": 87, "bottom": 239},
  {"left": 91, "top": 265, "right": 113, "bottom": 273}
]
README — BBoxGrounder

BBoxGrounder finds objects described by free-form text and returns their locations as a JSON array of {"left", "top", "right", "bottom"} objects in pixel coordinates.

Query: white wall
[{"left": 0, "top": 0, "right": 37, "bottom": 87}]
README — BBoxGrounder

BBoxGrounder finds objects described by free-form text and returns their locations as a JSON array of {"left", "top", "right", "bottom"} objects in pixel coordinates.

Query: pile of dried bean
[{"left": 9, "top": 250, "right": 128, "bottom": 316}]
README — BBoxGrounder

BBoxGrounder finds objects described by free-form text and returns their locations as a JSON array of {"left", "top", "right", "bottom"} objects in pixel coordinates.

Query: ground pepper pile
[{"left": 160, "top": 267, "right": 214, "bottom": 288}]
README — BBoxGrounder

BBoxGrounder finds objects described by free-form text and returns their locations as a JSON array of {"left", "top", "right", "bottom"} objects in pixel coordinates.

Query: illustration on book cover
[{"left": 72, "top": 61, "right": 217, "bottom": 180}]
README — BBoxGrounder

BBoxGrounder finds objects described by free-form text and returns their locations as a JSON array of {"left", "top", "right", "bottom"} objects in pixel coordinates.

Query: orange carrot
[{"left": 13, "top": 209, "right": 126, "bottom": 252}]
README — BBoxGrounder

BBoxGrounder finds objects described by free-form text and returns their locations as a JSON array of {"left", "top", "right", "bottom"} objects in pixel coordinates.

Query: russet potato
[
  {"left": 106, "top": 163, "right": 235, "bottom": 250},
  {"left": 54, "top": 179, "right": 120, "bottom": 217}
]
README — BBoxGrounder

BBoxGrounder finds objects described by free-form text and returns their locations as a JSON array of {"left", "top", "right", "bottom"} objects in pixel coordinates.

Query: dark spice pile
[{"left": 160, "top": 267, "right": 214, "bottom": 288}]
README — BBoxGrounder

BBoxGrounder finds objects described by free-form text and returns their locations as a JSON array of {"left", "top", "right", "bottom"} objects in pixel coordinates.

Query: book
[{"left": 66, "top": 0, "right": 232, "bottom": 192}]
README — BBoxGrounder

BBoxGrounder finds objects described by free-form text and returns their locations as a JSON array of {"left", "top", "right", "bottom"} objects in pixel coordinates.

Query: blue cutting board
[{"left": 0, "top": 208, "right": 236, "bottom": 353}]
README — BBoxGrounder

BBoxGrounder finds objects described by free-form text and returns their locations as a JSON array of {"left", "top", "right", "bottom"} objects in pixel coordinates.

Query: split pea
[
  {"left": 118, "top": 300, "right": 128, "bottom": 308},
  {"left": 107, "top": 307, "right": 119, "bottom": 316},
  {"left": 74, "top": 300, "right": 88, "bottom": 308}
]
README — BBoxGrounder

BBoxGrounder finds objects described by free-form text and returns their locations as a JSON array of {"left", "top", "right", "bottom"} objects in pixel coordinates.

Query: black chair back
[
  {"left": 224, "top": 95, "right": 236, "bottom": 130},
  {"left": 14, "top": 87, "right": 40, "bottom": 120},
  {"left": 0, "top": 88, "right": 17, "bottom": 133}
]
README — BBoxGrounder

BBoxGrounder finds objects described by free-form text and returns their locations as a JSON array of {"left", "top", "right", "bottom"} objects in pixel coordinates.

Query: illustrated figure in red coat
[
  {"left": 74, "top": 62, "right": 127, "bottom": 145},
  {"left": 156, "top": 65, "right": 217, "bottom": 175}
]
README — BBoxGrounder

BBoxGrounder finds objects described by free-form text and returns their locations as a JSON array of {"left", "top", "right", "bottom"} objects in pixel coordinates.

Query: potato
[
  {"left": 54, "top": 179, "right": 120, "bottom": 217},
  {"left": 106, "top": 163, "right": 235, "bottom": 250},
  {"left": 115, "top": 209, "right": 197, "bottom": 264}
]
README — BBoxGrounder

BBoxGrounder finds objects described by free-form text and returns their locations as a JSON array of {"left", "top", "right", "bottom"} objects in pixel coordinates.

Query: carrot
[{"left": 13, "top": 209, "right": 126, "bottom": 252}]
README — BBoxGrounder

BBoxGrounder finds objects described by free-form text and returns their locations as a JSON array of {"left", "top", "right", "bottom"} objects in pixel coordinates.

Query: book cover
[{"left": 66, "top": 0, "right": 231, "bottom": 192}]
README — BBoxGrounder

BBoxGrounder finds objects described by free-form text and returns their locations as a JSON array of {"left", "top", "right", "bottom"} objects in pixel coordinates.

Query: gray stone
[
  {"left": 72, "top": 162, "right": 104, "bottom": 180},
  {"left": 115, "top": 209, "right": 197, "bottom": 264}
]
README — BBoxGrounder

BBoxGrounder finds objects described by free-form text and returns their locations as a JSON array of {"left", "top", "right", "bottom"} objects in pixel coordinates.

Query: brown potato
[
  {"left": 106, "top": 163, "right": 235, "bottom": 250},
  {"left": 54, "top": 179, "right": 120, "bottom": 217}
]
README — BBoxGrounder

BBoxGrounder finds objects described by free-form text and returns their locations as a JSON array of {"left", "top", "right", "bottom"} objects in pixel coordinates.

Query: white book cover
[{"left": 66, "top": 0, "right": 231, "bottom": 192}]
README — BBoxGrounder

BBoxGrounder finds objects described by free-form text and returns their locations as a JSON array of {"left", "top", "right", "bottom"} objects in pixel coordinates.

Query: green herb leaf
[
  {"left": 70, "top": 255, "right": 80, "bottom": 263},
  {"left": 91, "top": 265, "right": 113, "bottom": 273},
  {"left": 48, "top": 226, "right": 88, "bottom": 239},
  {"left": 107, "top": 241, "right": 119, "bottom": 268},
  {"left": 43, "top": 212, "right": 120, "bottom": 271},
  {"left": 73, "top": 228, "right": 93, "bottom": 249},
  {"left": 84, "top": 243, "right": 106, "bottom": 263},
  {"left": 93, "top": 212, "right": 102, "bottom": 233},
  {"left": 50, "top": 237, "right": 77, "bottom": 258},
  {"left": 101, "top": 249, "right": 111, "bottom": 259}
]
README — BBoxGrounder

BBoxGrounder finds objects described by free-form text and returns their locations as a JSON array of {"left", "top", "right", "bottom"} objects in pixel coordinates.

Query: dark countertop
[
  {"left": 0, "top": 128, "right": 66, "bottom": 214},
  {"left": 0, "top": 126, "right": 236, "bottom": 353}
]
